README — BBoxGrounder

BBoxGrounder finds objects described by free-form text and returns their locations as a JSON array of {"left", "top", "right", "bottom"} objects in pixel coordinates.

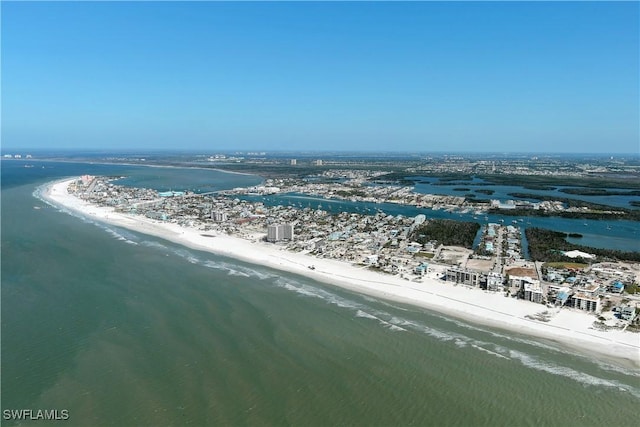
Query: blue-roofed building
[
  {"left": 414, "top": 264, "right": 428, "bottom": 276},
  {"left": 556, "top": 287, "right": 572, "bottom": 306},
  {"left": 611, "top": 282, "right": 624, "bottom": 294}
]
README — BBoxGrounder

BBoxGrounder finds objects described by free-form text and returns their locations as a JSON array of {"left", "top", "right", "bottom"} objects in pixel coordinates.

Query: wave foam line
[{"left": 509, "top": 350, "right": 640, "bottom": 398}]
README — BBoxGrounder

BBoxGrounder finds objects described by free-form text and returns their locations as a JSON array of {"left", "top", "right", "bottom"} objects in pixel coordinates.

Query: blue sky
[{"left": 2, "top": 1, "right": 638, "bottom": 153}]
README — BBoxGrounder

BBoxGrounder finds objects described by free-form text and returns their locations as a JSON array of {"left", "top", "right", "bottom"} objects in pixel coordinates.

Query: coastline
[
  {"left": 42, "top": 178, "right": 640, "bottom": 369},
  {"left": 14, "top": 156, "right": 264, "bottom": 178}
]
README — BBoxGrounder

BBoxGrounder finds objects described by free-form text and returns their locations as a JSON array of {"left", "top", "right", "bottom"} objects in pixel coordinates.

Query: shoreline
[
  {"left": 12, "top": 157, "right": 264, "bottom": 178},
  {"left": 41, "top": 177, "right": 640, "bottom": 370}
]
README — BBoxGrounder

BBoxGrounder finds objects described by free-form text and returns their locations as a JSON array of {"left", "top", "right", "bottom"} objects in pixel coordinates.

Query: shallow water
[{"left": 2, "top": 161, "right": 639, "bottom": 426}]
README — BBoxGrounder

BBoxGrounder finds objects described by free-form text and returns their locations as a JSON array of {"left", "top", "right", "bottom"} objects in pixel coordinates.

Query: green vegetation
[
  {"left": 478, "top": 173, "right": 640, "bottom": 190},
  {"left": 333, "top": 189, "right": 368, "bottom": 198},
  {"left": 630, "top": 201, "right": 640, "bottom": 208},
  {"left": 411, "top": 219, "right": 480, "bottom": 249},
  {"left": 431, "top": 182, "right": 497, "bottom": 186},
  {"left": 376, "top": 172, "right": 474, "bottom": 185},
  {"left": 542, "top": 262, "right": 589, "bottom": 270},
  {"left": 494, "top": 193, "right": 640, "bottom": 220},
  {"left": 474, "top": 189, "right": 495, "bottom": 195},
  {"left": 474, "top": 242, "right": 493, "bottom": 257},
  {"left": 488, "top": 207, "right": 634, "bottom": 221},
  {"left": 435, "top": 175, "right": 474, "bottom": 182},
  {"left": 624, "top": 283, "right": 640, "bottom": 294},
  {"left": 522, "top": 185, "right": 557, "bottom": 191},
  {"left": 525, "top": 228, "right": 640, "bottom": 262},
  {"left": 559, "top": 188, "right": 640, "bottom": 196},
  {"left": 415, "top": 252, "right": 435, "bottom": 259},
  {"left": 453, "top": 187, "right": 470, "bottom": 191}
]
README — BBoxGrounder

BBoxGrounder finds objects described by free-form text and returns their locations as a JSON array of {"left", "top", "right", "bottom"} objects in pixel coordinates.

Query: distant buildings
[
  {"left": 211, "top": 211, "right": 228, "bottom": 222},
  {"left": 2, "top": 153, "right": 32, "bottom": 159},
  {"left": 81, "top": 175, "right": 94, "bottom": 185},
  {"left": 413, "top": 214, "right": 426, "bottom": 225},
  {"left": 158, "top": 191, "right": 185, "bottom": 197},
  {"left": 315, "top": 160, "right": 323, "bottom": 166},
  {"left": 290, "top": 159, "right": 297, "bottom": 165}
]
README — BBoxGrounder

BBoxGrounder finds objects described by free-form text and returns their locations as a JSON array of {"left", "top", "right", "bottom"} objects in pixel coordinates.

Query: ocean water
[{"left": 2, "top": 160, "right": 639, "bottom": 426}]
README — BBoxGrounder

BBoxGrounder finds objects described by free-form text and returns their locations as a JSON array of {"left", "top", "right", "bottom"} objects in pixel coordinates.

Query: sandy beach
[{"left": 42, "top": 178, "right": 640, "bottom": 368}]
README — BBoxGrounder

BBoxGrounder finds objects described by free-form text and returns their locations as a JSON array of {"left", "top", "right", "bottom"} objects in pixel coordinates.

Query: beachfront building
[
  {"left": 414, "top": 263, "right": 428, "bottom": 276},
  {"left": 570, "top": 293, "right": 600, "bottom": 313},
  {"left": 523, "top": 281, "right": 544, "bottom": 304},
  {"left": 267, "top": 224, "right": 281, "bottom": 242},
  {"left": 445, "top": 267, "right": 484, "bottom": 287},
  {"left": 615, "top": 305, "right": 636, "bottom": 321},
  {"left": 549, "top": 285, "right": 573, "bottom": 307},
  {"left": 486, "top": 273, "right": 504, "bottom": 292},
  {"left": 145, "top": 211, "right": 169, "bottom": 221},
  {"left": 267, "top": 223, "right": 295, "bottom": 243}
]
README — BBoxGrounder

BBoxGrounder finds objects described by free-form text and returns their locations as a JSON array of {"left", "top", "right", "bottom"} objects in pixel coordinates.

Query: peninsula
[{"left": 42, "top": 176, "right": 640, "bottom": 368}]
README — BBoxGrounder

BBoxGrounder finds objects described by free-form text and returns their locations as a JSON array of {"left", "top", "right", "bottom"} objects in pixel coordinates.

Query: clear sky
[{"left": 2, "top": 1, "right": 638, "bottom": 153}]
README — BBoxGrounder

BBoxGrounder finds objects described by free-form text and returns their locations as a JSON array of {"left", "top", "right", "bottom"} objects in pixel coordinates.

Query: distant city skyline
[{"left": 2, "top": 1, "right": 638, "bottom": 154}]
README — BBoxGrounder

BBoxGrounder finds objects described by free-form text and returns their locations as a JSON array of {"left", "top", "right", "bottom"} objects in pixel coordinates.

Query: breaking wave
[{"left": 274, "top": 277, "right": 640, "bottom": 397}]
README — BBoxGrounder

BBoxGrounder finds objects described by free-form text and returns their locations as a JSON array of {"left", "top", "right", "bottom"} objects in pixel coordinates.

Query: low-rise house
[
  {"left": 487, "top": 273, "right": 504, "bottom": 292},
  {"left": 619, "top": 305, "right": 636, "bottom": 321}
]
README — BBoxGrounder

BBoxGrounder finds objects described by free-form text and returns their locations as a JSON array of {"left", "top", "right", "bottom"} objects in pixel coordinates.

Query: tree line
[
  {"left": 525, "top": 227, "right": 640, "bottom": 262},
  {"left": 411, "top": 219, "right": 480, "bottom": 249}
]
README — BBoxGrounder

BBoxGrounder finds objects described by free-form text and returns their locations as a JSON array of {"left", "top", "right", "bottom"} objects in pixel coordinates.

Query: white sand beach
[{"left": 43, "top": 178, "right": 640, "bottom": 368}]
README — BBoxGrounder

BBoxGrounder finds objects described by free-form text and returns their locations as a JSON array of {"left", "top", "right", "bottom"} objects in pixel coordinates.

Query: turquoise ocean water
[{"left": 2, "top": 160, "right": 639, "bottom": 426}]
